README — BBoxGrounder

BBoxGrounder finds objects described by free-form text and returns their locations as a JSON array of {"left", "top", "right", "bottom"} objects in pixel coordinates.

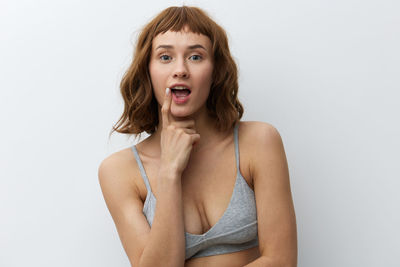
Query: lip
[
  {"left": 172, "top": 92, "right": 190, "bottom": 104},
  {"left": 169, "top": 83, "right": 191, "bottom": 91}
]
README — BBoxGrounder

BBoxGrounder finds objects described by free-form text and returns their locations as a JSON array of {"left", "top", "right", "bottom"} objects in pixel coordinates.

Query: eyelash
[{"left": 159, "top": 54, "right": 202, "bottom": 62}]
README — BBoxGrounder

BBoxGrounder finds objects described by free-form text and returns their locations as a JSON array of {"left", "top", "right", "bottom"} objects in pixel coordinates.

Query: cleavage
[{"left": 180, "top": 151, "right": 237, "bottom": 235}]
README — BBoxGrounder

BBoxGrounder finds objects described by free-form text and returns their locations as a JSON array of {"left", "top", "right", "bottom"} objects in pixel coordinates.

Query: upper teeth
[{"left": 172, "top": 86, "right": 188, "bottom": 90}]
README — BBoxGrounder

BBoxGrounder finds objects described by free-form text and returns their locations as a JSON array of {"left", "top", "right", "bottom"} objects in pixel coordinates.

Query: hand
[{"left": 159, "top": 88, "right": 200, "bottom": 177}]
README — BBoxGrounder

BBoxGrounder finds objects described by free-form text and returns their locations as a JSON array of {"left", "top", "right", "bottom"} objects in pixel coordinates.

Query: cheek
[
  {"left": 149, "top": 63, "right": 160, "bottom": 86},
  {"left": 200, "top": 70, "right": 213, "bottom": 83},
  {"left": 153, "top": 88, "right": 163, "bottom": 107},
  {"left": 149, "top": 63, "right": 167, "bottom": 105},
  {"left": 198, "top": 65, "right": 213, "bottom": 93}
]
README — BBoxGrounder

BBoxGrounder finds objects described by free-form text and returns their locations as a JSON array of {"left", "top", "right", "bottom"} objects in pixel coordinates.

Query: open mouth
[{"left": 171, "top": 88, "right": 191, "bottom": 98}]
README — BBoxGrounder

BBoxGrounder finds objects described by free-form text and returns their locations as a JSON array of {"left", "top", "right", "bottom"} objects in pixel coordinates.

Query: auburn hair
[{"left": 110, "top": 5, "right": 243, "bottom": 138}]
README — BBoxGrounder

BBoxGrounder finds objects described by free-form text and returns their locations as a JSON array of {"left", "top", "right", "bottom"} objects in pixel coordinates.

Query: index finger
[{"left": 161, "top": 87, "right": 172, "bottom": 128}]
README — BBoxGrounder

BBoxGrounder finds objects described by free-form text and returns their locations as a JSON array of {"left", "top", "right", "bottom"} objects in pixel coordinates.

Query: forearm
[{"left": 138, "top": 170, "right": 185, "bottom": 267}]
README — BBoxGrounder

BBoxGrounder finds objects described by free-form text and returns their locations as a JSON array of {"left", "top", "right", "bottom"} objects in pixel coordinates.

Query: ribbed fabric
[{"left": 131, "top": 122, "right": 259, "bottom": 260}]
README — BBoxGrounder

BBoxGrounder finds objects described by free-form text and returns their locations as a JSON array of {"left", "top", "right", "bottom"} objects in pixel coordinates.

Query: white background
[{"left": 1, "top": 0, "right": 399, "bottom": 266}]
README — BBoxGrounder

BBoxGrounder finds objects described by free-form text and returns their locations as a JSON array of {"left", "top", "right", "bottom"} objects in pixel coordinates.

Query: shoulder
[
  {"left": 98, "top": 148, "right": 131, "bottom": 179},
  {"left": 240, "top": 122, "right": 287, "bottom": 184},
  {"left": 236, "top": 121, "right": 285, "bottom": 181},
  {"left": 238, "top": 120, "right": 282, "bottom": 147},
  {"left": 238, "top": 120, "right": 286, "bottom": 170},
  {"left": 98, "top": 147, "right": 141, "bottom": 196}
]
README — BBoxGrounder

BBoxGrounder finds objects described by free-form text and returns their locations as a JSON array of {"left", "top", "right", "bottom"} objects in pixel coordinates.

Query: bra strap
[
  {"left": 234, "top": 122, "right": 240, "bottom": 171},
  {"left": 131, "top": 145, "right": 152, "bottom": 194}
]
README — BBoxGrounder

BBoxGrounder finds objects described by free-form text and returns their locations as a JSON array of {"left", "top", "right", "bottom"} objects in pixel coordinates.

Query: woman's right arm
[{"left": 98, "top": 158, "right": 185, "bottom": 267}]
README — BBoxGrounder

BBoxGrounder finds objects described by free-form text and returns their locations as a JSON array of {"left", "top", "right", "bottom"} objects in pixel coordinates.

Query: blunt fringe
[{"left": 110, "top": 5, "right": 244, "bottom": 138}]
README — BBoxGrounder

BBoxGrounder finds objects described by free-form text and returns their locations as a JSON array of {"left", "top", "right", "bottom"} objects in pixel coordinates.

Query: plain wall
[{"left": 1, "top": 0, "right": 399, "bottom": 266}]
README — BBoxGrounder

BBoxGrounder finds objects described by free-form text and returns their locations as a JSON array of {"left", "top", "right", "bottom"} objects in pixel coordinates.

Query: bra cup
[
  {"left": 220, "top": 222, "right": 258, "bottom": 244},
  {"left": 184, "top": 174, "right": 258, "bottom": 259}
]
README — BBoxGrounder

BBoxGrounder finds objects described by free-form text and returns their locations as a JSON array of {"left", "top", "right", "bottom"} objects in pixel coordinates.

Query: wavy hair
[{"left": 110, "top": 5, "right": 243, "bottom": 138}]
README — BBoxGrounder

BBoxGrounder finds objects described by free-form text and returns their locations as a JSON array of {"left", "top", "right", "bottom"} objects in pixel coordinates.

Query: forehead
[{"left": 152, "top": 29, "right": 211, "bottom": 50}]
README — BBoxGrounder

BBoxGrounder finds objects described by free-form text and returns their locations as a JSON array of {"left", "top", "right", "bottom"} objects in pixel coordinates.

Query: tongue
[{"left": 173, "top": 89, "right": 190, "bottom": 97}]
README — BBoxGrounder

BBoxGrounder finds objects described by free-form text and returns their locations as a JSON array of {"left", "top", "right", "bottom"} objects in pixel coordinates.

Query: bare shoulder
[
  {"left": 98, "top": 148, "right": 137, "bottom": 187},
  {"left": 237, "top": 121, "right": 284, "bottom": 185},
  {"left": 239, "top": 120, "right": 282, "bottom": 147},
  {"left": 239, "top": 120, "right": 286, "bottom": 173},
  {"left": 97, "top": 147, "right": 143, "bottom": 204},
  {"left": 238, "top": 121, "right": 289, "bottom": 171}
]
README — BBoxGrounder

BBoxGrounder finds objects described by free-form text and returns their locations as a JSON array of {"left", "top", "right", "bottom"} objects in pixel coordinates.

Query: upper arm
[
  {"left": 249, "top": 122, "right": 297, "bottom": 265},
  {"left": 98, "top": 155, "right": 151, "bottom": 266}
]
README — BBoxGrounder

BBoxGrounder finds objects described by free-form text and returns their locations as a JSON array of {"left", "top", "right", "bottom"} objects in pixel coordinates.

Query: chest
[{"left": 136, "top": 141, "right": 254, "bottom": 236}]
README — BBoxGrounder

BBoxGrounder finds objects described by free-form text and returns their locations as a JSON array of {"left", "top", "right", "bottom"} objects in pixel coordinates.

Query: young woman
[{"left": 99, "top": 5, "right": 297, "bottom": 267}]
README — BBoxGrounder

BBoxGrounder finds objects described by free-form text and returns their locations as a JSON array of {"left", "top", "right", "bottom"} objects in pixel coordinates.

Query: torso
[{"left": 118, "top": 121, "right": 262, "bottom": 266}]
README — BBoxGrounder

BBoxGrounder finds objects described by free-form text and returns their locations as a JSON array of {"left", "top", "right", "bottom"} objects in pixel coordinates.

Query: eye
[
  {"left": 190, "top": 55, "right": 202, "bottom": 61},
  {"left": 159, "top": 54, "right": 171, "bottom": 61}
]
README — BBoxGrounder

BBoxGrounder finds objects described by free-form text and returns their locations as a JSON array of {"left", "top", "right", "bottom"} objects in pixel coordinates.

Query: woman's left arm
[{"left": 243, "top": 123, "right": 297, "bottom": 267}]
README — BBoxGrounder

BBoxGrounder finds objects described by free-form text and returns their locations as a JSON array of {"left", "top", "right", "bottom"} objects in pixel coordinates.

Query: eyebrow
[{"left": 155, "top": 44, "right": 207, "bottom": 51}]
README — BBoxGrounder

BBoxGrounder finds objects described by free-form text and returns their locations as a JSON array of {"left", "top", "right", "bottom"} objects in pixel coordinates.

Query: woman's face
[{"left": 149, "top": 26, "right": 213, "bottom": 118}]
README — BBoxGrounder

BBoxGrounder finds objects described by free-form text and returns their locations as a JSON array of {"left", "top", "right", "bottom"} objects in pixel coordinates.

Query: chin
[
  {"left": 171, "top": 111, "right": 191, "bottom": 118},
  {"left": 171, "top": 107, "right": 193, "bottom": 118}
]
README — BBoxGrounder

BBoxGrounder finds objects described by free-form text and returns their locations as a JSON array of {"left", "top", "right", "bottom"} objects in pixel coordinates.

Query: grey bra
[{"left": 131, "top": 122, "right": 259, "bottom": 260}]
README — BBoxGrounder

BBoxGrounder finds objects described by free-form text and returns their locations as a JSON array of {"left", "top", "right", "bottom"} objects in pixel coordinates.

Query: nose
[{"left": 173, "top": 58, "right": 189, "bottom": 78}]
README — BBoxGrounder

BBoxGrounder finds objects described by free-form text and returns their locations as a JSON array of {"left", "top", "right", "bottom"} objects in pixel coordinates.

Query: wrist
[{"left": 158, "top": 165, "right": 181, "bottom": 180}]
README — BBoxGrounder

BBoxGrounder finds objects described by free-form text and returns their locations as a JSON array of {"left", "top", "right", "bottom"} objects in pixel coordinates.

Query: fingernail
[{"left": 166, "top": 87, "right": 170, "bottom": 96}]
